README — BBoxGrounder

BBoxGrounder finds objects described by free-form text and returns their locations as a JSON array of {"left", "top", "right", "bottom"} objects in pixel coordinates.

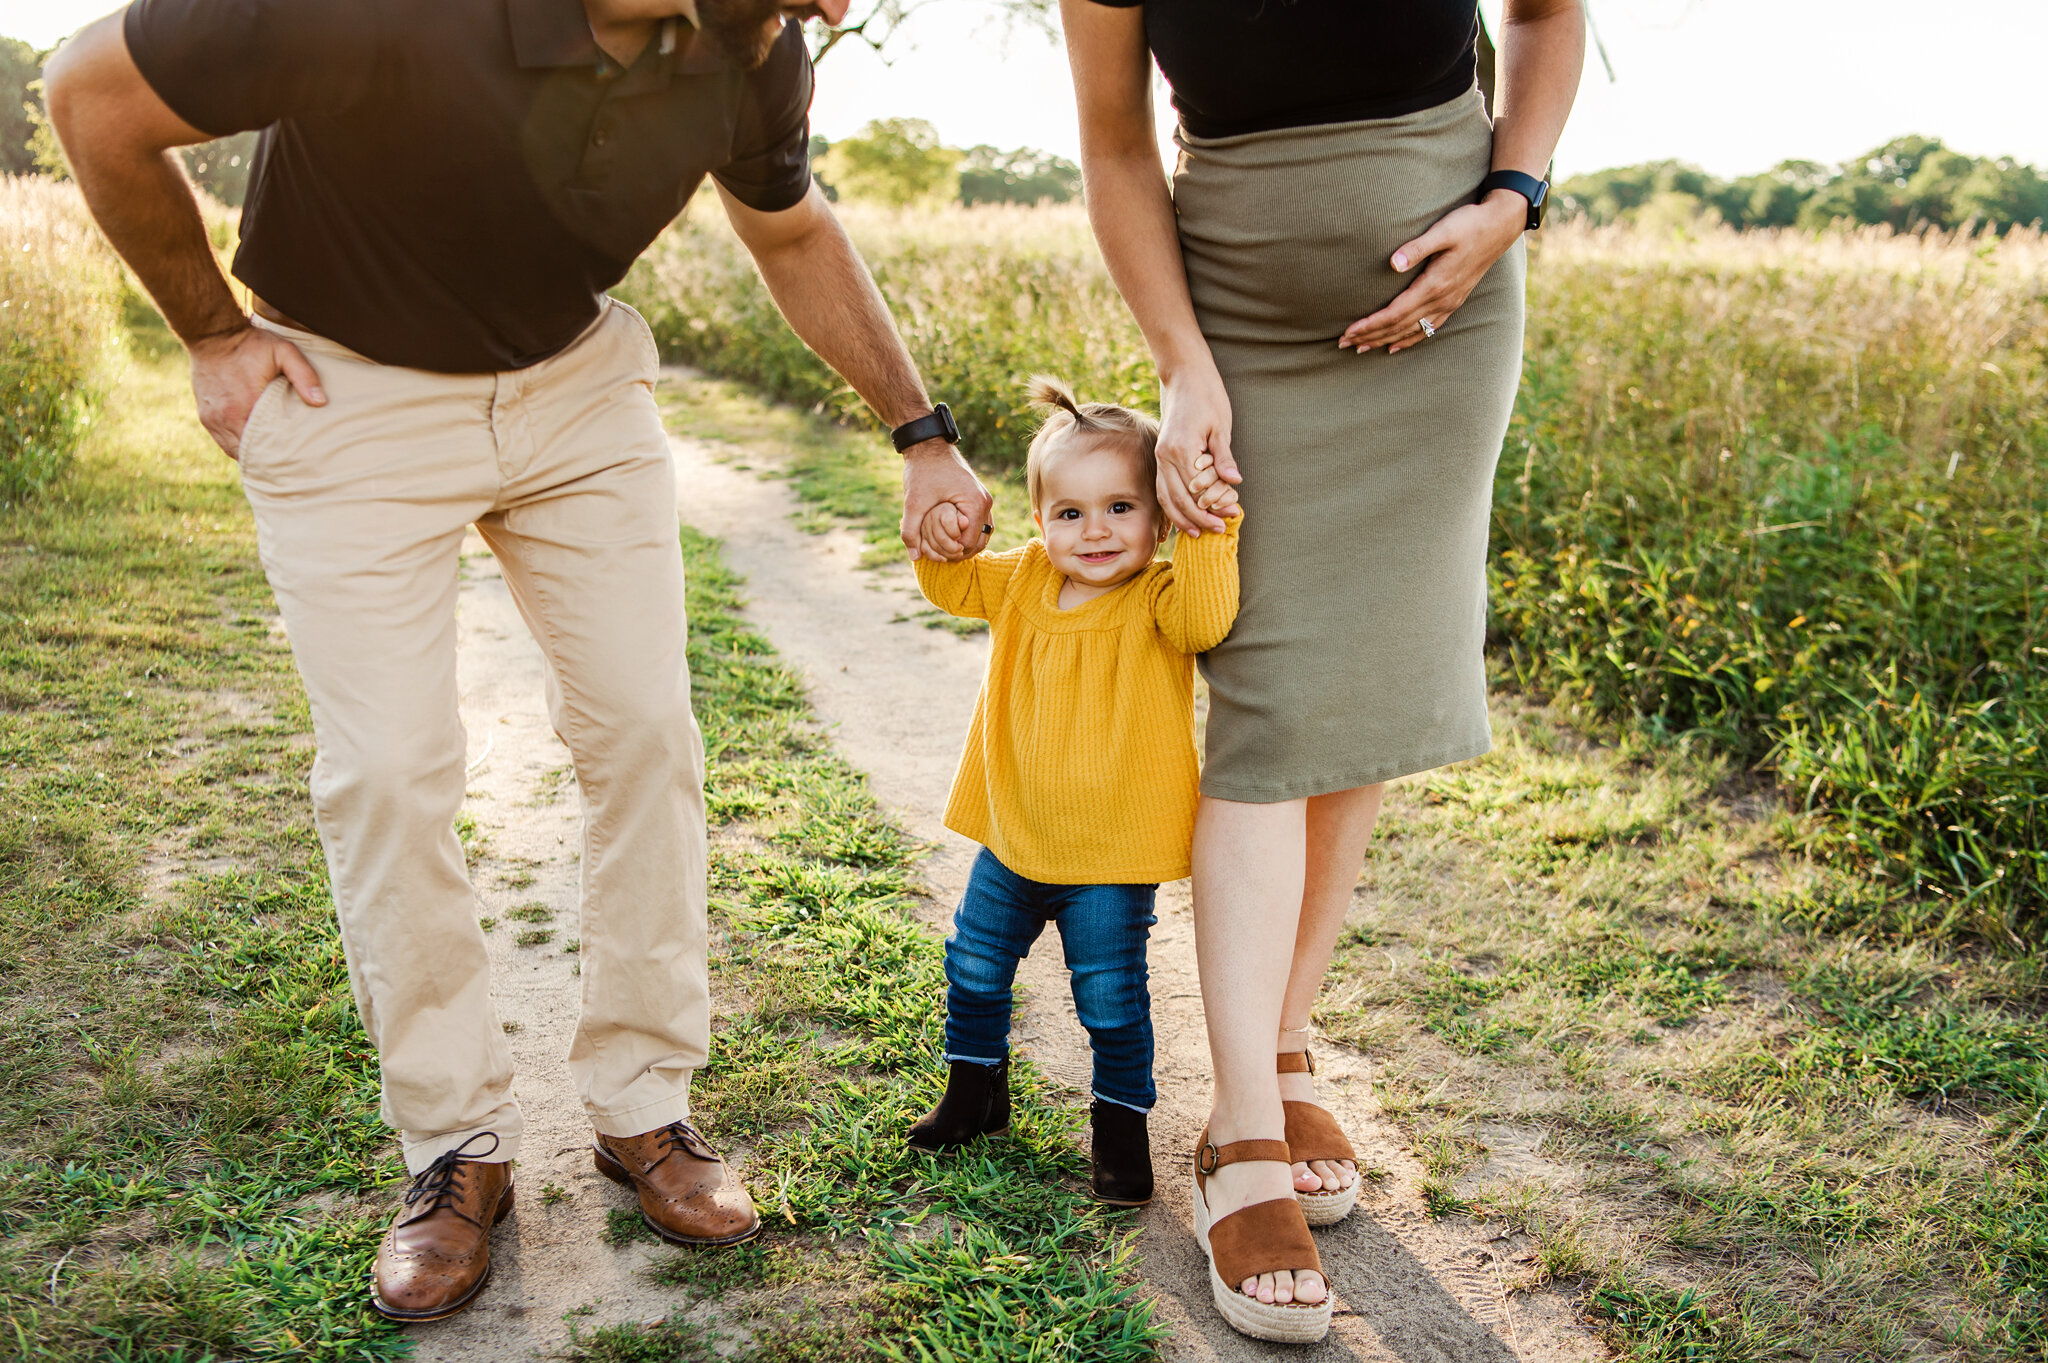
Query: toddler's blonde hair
[{"left": 1023, "top": 377, "right": 1164, "bottom": 531}]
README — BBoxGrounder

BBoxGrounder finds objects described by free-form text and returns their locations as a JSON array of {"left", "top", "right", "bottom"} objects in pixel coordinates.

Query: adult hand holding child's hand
[
  {"left": 1186, "top": 452, "right": 1240, "bottom": 517},
  {"left": 920, "top": 503, "right": 978, "bottom": 555},
  {"left": 1155, "top": 367, "right": 1240, "bottom": 537},
  {"left": 901, "top": 441, "right": 993, "bottom": 562}
]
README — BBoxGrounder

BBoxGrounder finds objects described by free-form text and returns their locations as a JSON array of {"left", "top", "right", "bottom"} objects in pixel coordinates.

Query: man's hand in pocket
[{"left": 189, "top": 324, "right": 327, "bottom": 459}]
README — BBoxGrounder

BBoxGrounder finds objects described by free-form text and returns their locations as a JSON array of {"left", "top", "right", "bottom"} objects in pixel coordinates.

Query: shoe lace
[
  {"left": 646, "top": 1121, "right": 714, "bottom": 1173},
  {"left": 402, "top": 1131, "right": 500, "bottom": 1226}
]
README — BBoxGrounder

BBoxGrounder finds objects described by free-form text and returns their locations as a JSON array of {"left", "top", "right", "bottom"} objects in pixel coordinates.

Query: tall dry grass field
[
  {"left": 0, "top": 178, "right": 125, "bottom": 502},
  {"left": 623, "top": 207, "right": 2047, "bottom": 943},
  {"left": 626, "top": 202, "right": 1151, "bottom": 458},
  {"left": 1508, "top": 225, "right": 2045, "bottom": 942}
]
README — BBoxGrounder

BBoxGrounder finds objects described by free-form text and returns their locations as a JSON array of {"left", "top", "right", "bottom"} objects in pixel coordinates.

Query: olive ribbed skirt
[{"left": 1174, "top": 88, "right": 1526, "bottom": 803}]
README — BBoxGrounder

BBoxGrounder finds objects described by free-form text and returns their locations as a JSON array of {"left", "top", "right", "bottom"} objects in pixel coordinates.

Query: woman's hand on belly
[
  {"left": 1157, "top": 366, "right": 1242, "bottom": 538},
  {"left": 1338, "top": 192, "right": 1526, "bottom": 355}
]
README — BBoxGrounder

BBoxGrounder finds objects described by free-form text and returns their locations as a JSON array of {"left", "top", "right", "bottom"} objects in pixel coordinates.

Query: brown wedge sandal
[
  {"left": 1281, "top": 1050, "right": 1359, "bottom": 1226},
  {"left": 1191, "top": 1130, "right": 1334, "bottom": 1343}
]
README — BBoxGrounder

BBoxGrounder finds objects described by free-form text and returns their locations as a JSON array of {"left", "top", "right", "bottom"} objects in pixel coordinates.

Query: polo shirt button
[{"left": 593, "top": 129, "right": 609, "bottom": 147}]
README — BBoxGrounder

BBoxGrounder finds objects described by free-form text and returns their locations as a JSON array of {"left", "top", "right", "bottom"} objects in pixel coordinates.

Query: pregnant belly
[{"left": 1171, "top": 93, "right": 1495, "bottom": 344}]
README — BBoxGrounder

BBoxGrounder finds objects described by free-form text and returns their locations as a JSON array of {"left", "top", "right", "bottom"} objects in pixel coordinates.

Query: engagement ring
[{"left": 1417, "top": 317, "right": 1437, "bottom": 339}]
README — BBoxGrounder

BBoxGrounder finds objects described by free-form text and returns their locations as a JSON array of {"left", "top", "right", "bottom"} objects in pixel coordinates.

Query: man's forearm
[
  {"left": 723, "top": 183, "right": 990, "bottom": 558},
  {"left": 72, "top": 147, "right": 244, "bottom": 344},
  {"left": 45, "top": 20, "right": 246, "bottom": 346},
  {"left": 744, "top": 203, "right": 935, "bottom": 429}
]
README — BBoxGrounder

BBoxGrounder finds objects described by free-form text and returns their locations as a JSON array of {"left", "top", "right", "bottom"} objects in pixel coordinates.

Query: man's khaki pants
[{"left": 239, "top": 301, "right": 706, "bottom": 1173}]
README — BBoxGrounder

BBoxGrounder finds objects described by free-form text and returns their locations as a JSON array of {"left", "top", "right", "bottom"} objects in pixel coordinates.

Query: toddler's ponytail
[{"left": 1026, "top": 374, "right": 1097, "bottom": 431}]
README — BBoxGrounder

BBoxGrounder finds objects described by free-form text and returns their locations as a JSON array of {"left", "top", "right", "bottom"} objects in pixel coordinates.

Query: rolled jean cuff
[
  {"left": 1091, "top": 1090, "right": 1152, "bottom": 1116},
  {"left": 942, "top": 1050, "right": 1007, "bottom": 1067},
  {"left": 401, "top": 1121, "right": 522, "bottom": 1175},
  {"left": 589, "top": 1089, "right": 693, "bottom": 1140}
]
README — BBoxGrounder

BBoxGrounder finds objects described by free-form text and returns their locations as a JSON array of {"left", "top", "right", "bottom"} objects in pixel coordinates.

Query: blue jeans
[{"left": 943, "top": 847, "right": 1158, "bottom": 1113}]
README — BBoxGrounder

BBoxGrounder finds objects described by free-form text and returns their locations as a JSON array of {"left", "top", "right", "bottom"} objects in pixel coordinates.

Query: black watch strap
[
  {"left": 891, "top": 402, "right": 960, "bottom": 453},
  {"left": 1477, "top": 169, "right": 1549, "bottom": 231}
]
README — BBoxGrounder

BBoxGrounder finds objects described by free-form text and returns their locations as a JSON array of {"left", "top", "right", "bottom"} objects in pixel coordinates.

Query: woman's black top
[{"left": 1087, "top": 0, "right": 1478, "bottom": 139}]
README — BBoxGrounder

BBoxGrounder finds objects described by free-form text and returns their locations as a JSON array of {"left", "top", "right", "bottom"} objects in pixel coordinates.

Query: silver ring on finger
[{"left": 1417, "top": 317, "right": 1437, "bottom": 339}]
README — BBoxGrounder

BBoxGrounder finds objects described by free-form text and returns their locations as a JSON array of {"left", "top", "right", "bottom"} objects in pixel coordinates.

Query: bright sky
[{"left": 7, "top": 0, "right": 2043, "bottom": 181}]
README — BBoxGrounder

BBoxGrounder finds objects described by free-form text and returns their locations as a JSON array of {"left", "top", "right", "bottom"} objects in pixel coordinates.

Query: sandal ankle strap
[
  {"left": 1196, "top": 1137, "right": 1291, "bottom": 1175},
  {"left": 1277, "top": 1050, "right": 1315, "bottom": 1075}
]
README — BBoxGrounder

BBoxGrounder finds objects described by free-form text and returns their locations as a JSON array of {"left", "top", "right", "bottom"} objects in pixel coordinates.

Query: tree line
[
  {"left": 12, "top": 29, "right": 2039, "bottom": 233},
  {"left": 1555, "top": 135, "right": 2048, "bottom": 234},
  {"left": 2, "top": 34, "right": 257, "bottom": 203},
  {"left": 812, "top": 118, "right": 1079, "bottom": 208}
]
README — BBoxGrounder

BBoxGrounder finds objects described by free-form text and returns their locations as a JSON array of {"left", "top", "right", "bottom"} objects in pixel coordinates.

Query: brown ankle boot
[
  {"left": 370, "top": 1132, "right": 515, "bottom": 1322},
  {"left": 594, "top": 1120, "right": 760, "bottom": 1247}
]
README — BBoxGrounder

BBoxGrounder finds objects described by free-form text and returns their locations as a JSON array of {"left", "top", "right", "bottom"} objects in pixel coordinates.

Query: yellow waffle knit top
[{"left": 913, "top": 515, "right": 1241, "bottom": 884}]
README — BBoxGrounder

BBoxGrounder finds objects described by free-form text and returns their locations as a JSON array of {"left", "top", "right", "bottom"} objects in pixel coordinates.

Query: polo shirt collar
[{"left": 507, "top": 0, "right": 727, "bottom": 76}]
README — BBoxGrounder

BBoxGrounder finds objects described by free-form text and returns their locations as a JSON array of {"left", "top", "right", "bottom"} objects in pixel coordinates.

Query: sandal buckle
[
  {"left": 1196, "top": 1141, "right": 1221, "bottom": 1176},
  {"left": 1304, "top": 1049, "right": 1316, "bottom": 1076}
]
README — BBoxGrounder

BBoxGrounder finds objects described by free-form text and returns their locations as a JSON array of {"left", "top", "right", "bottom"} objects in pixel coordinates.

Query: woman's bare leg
[
  {"left": 1192, "top": 794, "right": 1324, "bottom": 1306},
  {"left": 1279, "top": 784, "right": 1383, "bottom": 1192}
]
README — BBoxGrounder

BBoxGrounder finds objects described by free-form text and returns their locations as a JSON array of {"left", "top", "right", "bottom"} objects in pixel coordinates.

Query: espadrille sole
[
  {"left": 1299, "top": 1179, "right": 1358, "bottom": 1226},
  {"left": 1193, "top": 1172, "right": 1333, "bottom": 1344},
  {"left": 1203, "top": 1258, "right": 1335, "bottom": 1343}
]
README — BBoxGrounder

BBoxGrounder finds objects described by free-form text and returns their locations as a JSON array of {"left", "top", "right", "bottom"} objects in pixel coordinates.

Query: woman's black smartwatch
[
  {"left": 1477, "top": 170, "right": 1549, "bottom": 231},
  {"left": 891, "top": 403, "right": 960, "bottom": 453}
]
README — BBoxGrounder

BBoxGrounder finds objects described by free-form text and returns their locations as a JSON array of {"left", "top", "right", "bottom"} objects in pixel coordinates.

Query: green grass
[
  {"left": 0, "top": 329, "right": 1158, "bottom": 1359},
  {"left": 1498, "top": 229, "right": 2047, "bottom": 942},
  {"left": 1322, "top": 700, "right": 2048, "bottom": 1362},
  {"left": 0, "top": 350, "right": 403, "bottom": 1359},
  {"left": 554, "top": 526, "right": 1162, "bottom": 1361}
]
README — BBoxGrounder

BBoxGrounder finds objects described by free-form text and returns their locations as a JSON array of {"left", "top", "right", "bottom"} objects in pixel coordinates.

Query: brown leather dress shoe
[
  {"left": 594, "top": 1120, "right": 761, "bottom": 1247},
  {"left": 370, "top": 1132, "right": 515, "bottom": 1322}
]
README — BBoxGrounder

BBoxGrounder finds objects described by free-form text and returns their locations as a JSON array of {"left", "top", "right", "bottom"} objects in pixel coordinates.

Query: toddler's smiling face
[{"left": 1034, "top": 437, "right": 1167, "bottom": 605}]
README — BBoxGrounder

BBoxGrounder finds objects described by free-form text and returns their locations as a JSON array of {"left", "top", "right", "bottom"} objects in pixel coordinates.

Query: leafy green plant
[{"left": 0, "top": 178, "right": 125, "bottom": 501}]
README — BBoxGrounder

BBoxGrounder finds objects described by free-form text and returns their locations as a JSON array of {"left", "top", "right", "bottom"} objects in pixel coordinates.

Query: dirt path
[{"left": 406, "top": 380, "right": 1609, "bottom": 1361}]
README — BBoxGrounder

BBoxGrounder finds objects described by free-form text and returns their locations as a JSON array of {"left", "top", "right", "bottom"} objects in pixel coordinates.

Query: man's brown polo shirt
[{"left": 125, "top": 0, "right": 815, "bottom": 372}]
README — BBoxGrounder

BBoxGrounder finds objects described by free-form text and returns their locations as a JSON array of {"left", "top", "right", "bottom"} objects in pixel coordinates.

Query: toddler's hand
[
  {"left": 921, "top": 502, "right": 970, "bottom": 554},
  {"left": 1188, "top": 452, "right": 1237, "bottom": 515}
]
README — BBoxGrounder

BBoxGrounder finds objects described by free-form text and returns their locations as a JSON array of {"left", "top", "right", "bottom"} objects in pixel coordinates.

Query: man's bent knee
[{"left": 308, "top": 734, "right": 468, "bottom": 829}]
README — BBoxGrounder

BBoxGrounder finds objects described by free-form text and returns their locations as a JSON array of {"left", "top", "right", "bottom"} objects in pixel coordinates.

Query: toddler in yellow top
[{"left": 903, "top": 377, "right": 1240, "bottom": 1208}]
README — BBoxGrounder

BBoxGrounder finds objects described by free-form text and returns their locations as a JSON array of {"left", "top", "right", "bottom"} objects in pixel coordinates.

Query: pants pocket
[
  {"left": 607, "top": 298, "right": 662, "bottom": 383},
  {"left": 236, "top": 375, "right": 289, "bottom": 471}
]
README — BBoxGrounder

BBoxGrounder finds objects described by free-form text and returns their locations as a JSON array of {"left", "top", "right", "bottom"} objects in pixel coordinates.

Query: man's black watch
[
  {"left": 1477, "top": 170, "right": 1549, "bottom": 231},
  {"left": 891, "top": 403, "right": 960, "bottom": 453}
]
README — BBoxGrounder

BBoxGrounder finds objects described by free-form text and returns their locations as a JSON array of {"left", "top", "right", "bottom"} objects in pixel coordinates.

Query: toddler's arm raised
[
  {"left": 1149, "top": 510, "right": 1241, "bottom": 654},
  {"left": 913, "top": 541, "right": 1030, "bottom": 621}
]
